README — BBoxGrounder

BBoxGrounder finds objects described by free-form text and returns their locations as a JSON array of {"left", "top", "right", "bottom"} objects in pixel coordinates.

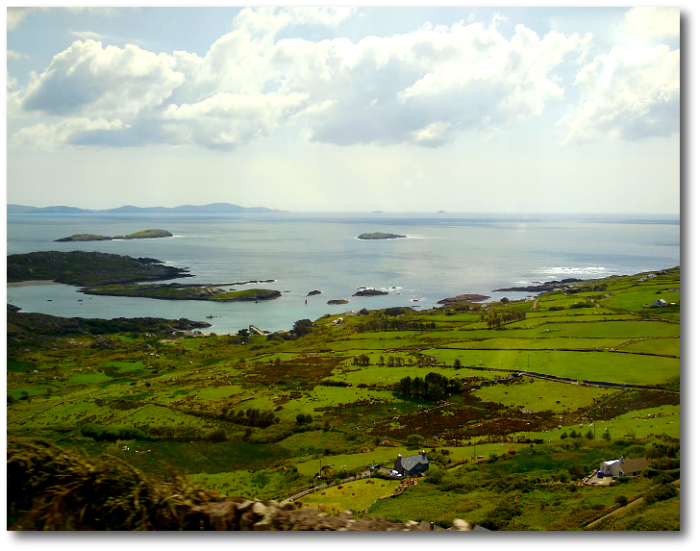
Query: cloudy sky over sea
[{"left": 6, "top": 4, "right": 680, "bottom": 214}]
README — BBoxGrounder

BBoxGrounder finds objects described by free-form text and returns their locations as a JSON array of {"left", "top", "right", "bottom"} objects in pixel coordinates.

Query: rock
[
  {"left": 307, "top": 290, "right": 322, "bottom": 296},
  {"left": 252, "top": 502, "right": 268, "bottom": 516},
  {"left": 452, "top": 519, "right": 472, "bottom": 531},
  {"left": 327, "top": 299, "right": 349, "bottom": 305}
]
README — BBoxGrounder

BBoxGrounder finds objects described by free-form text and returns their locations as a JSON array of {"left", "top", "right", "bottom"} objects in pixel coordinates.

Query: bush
[
  {"left": 615, "top": 495, "right": 629, "bottom": 507},
  {"left": 205, "top": 428, "right": 227, "bottom": 442},
  {"left": 406, "top": 434, "right": 423, "bottom": 447},
  {"left": 645, "top": 483, "right": 677, "bottom": 504},
  {"left": 481, "top": 500, "right": 523, "bottom": 531}
]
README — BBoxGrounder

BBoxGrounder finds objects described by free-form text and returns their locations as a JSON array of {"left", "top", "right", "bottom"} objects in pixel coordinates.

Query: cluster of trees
[
  {"left": 355, "top": 319, "right": 437, "bottom": 333},
  {"left": 485, "top": 311, "right": 526, "bottom": 329},
  {"left": 319, "top": 380, "right": 351, "bottom": 388},
  {"left": 394, "top": 372, "right": 463, "bottom": 400},
  {"left": 295, "top": 413, "right": 314, "bottom": 425},
  {"left": 80, "top": 423, "right": 145, "bottom": 441},
  {"left": 560, "top": 429, "right": 595, "bottom": 440},
  {"left": 227, "top": 407, "right": 279, "bottom": 428}
]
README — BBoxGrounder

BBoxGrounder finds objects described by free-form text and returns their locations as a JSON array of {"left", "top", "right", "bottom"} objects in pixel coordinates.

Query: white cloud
[
  {"left": 560, "top": 44, "right": 680, "bottom": 144},
  {"left": 7, "top": 50, "right": 27, "bottom": 60},
  {"left": 7, "top": 71, "right": 18, "bottom": 90},
  {"left": 7, "top": 7, "right": 48, "bottom": 31},
  {"left": 9, "top": 8, "right": 593, "bottom": 151},
  {"left": 21, "top": 40, "right": 185, "bottom": 118},
  {"left": 623, "top": 7, "right": 680, "bottom": 40},
  {"left": 10, "top": 118, "right": 128, "bottom": 150},
  {"left": 69, "top": 31, "right": 109, "bottom": 41}
]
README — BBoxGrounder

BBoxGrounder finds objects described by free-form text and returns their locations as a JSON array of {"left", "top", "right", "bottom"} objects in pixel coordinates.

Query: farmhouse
[
  {"left": 651, "top": 298, "right": 667, "bottom": 308},
  {"left": 599, "top": 456, "right": 649, "bottom": 477},
  {"left": 393, "top": 450, "right": 430, "bottom": 476}
]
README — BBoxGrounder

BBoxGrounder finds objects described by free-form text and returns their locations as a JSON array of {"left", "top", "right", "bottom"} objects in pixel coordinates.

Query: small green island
[
  {"left": 357, "top": 232, "right": 406, "bottom": 240},
  {"left": 55, "top": 229, "right": 172, "bottom": 242},
  {"left": 81, "top": 284, "right": 281, "bottom": 302}
]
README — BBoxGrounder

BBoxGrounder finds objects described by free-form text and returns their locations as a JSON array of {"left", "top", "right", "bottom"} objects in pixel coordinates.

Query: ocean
[{"left": 6, "top": 213, "right": 680, "bottom": 335}]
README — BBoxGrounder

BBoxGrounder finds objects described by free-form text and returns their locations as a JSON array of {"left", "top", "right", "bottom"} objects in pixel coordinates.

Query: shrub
[
  {"left": 205, "top": 428, "right": 227, "bottom": 442},
  {"left": 406, "top": 434, "right": 423, "bottom": 447},
  {"left": 615, "top": 495, "right": 629, "bottom": 507},
  {"left": 645, "top": 483, "right": 677, "bottom": 504}
]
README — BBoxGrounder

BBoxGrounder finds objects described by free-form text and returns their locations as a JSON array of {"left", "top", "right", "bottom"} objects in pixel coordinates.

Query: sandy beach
[{"left": 7, "top": 280, "right": 62, "bottom": 288}]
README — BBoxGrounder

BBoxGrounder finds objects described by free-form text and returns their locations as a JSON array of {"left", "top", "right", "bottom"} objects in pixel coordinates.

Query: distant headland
[
  {"left": 55, "top": 229, "right": 172, "bottom": 242},
  {"left": 8, "top": 203, "right": 285, "bottom": 215}
]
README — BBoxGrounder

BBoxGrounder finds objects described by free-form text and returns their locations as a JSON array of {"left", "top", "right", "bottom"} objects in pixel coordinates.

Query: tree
[
  {"left": 237, "top": 328, "right": 249, "bottom": 342},
  {"left": 585, "top": 429, "right": 594, "bottom": 440},
  {"left": 602, "top": 430, "right": 611, "bottom": 441},
  {"left": 292, "top": 319, "right": 313, "bottom": 337},
  {"left": 407, "top": 434, "right": 423, "bottom": 447},
  {"left": 560, "top": 432, "right": 569, "bottom": 440},
  {"left": 454, "top": 359, "right": 462, "bottom": 368}
]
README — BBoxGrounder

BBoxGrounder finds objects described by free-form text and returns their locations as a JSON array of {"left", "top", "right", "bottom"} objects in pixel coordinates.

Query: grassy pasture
[
  {"left": 525, "top": 404, "right": 680, "bottom": 441},
  {"left": 441, "top": 337, "right": 628, "bottom": 350},
  {"left": 617, "top": 338, "right": 680, "bottom": 357},
  {"left": 475, "top": 379, "right": 613, "bottom": 413},
  {"left": 187, "top": 469, "right": 293, "bottom": 500},
  {"left": 447, "top": 321, "right": 679, "bottom": 339},
  {"left": 297, "top": 478, "right": 401, "bottom": 514},
  {"left": 599, "top": 287, "right": 680, "bottom": 312},
  {"left": 426, "top": 349, "right": 679, "bottom": 385}
]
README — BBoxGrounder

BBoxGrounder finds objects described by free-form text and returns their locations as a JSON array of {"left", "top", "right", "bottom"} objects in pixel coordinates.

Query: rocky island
[
  {"left": 353, "top": 288, "right": 389, "bottom": 297},
  {"left": 327, "top": 299, "right": 349, "bottom": 305},
  {"left": 55, "top": 229, "right": 173, "bottom": 242},
  {"left": 357, "top": 233, "right": 406, "bottom": 240}
]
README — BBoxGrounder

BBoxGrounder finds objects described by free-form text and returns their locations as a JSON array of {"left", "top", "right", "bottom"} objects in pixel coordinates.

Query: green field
[{"left": 7, "top": 266, "right": 681, "bottom": 531}]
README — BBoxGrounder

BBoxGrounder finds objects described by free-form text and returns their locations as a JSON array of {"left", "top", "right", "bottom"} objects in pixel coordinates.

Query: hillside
[
  {"left": 5, "top": 266, "right": 680, "bottom": 530},
  {"left": 7, "top": 251, "right": 191, "bottom": 286}
]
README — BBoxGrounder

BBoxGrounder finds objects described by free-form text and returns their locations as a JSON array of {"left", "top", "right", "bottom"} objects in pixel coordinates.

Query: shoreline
[{"left": 7, "top": 280, "right": 62, "bottom": 288}]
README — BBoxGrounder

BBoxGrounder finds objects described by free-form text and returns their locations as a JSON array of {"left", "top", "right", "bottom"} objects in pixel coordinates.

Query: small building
[
  {"left": 599, "top": 456, "right": 649, "bottom": 477},
  {"left": 393, "top": 451, "right": 430, "bottom": 476},
  {"left": 651, "top": 298, "right": 667, "bottom": 308}
]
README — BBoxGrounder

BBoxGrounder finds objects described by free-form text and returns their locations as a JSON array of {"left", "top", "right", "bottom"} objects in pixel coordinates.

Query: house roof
[
  {"left": 401, "top": 454, "right": 429, "bottom": 471},
  {"left": 620, "top": 457, "right": 649, "bottom": 473}
]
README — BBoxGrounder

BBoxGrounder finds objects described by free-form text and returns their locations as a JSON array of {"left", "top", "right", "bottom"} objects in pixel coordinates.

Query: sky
[{"left": 4, "top": 4, "right": 681, "bottom": 214}]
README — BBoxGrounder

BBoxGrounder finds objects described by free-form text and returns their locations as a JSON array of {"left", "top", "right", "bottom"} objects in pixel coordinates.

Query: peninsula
[
  {"left": 357, "top": 233, "right": 406, "bottom": 240},
  {"left": 493, "top": 278, "right": 584, "bottom": 293},
  {"left": 437, "top": 294, "right": 490, "bottom": 305},
  {"left": 7, "top": 251, "right": 191, "bottom": 286},
  {"left": 7, "top": 251, "right": 281, "bottom": 303},
  {"left": 55, "top": 229, "right": 172, "bottom": 242}
]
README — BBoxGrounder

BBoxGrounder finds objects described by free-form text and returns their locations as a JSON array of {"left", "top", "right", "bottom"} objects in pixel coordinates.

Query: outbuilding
[{"left": 651, "top": 299, "right": 667, "bottom": 308}]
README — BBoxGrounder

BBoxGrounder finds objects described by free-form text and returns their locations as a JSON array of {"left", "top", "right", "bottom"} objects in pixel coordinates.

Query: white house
[
  {"left": 651, "top": 298, "right": 667, "bottom": 308},
  {"left": 599, "top": 456, "right": 649, "bottom": 477}
]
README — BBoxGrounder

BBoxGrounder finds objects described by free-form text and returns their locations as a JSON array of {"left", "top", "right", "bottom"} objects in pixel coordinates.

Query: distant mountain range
[{"left": 7, "top": 203, "right": 285, "bottom": 215}]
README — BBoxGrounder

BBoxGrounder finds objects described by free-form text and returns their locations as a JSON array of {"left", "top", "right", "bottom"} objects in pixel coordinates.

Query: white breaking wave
[{"left": 538, "top": 266, "right": 616, "bottom": 277}]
